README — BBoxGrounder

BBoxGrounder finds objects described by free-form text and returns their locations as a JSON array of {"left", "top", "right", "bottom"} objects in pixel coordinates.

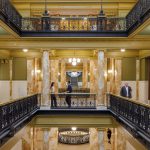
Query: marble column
[
  {"left": 9, "top": 59, "right": 13, "bottom": 100},
  {"left": 98, "top": 131, "right": 104, "bottom": 150},
  {"left": 60, "top": 60, "right": 66, "bottom": 88},
  {"left": 104, "top": 58, "right": 108, "bottom": 105},
  {"left": 42, "top": 50, "right": 50, "bottom": 105},
  {"left": 27, "top": 58, "right": 41, "bottom": 95},
  {"left": 27, "top": 58, "right": 35, "bottom": 95},
  {"left": 82, "top": 60, "right": 88, "bottom": 88},
  {"left": 136, "top": 59, "right": 140, "bottom": 100},
  {"left": 90, "top": 60, "right": 98, "bottom": 93},
  {"left": 109, "top": 58, "right": 115, "bottom": 93},
  {"left": 114, "top": 59, "right": 122, "bottom": 95},
  {"left": 50, "top": 60, "right": 59, "bottom": 92},
  {"left": 97, "top": 51, "right": 105, "bottom": 105},
  {"left": 90, "top": 128, "right": 99, "bottom": 150},
  {"left": 34, "top": 58, "right": 42, "bottom": 93}
]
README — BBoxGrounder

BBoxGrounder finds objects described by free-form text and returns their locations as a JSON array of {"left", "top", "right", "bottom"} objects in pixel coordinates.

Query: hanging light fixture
[
  {"left": 68, "top": 50, "right": 81, "bottom": 66},
  {"left": 99, "top": 0, "right": 105, "bottom": 17},
  {"left": 43, "top": 0, "right": 49, "bottom": 16}
]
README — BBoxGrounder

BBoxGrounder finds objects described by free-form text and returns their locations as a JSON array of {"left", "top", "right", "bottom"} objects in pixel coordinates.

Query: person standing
[
  {"left": 65, "top": 81, "right": 72, "bottom": 108},
  {"left": 120, "top": 82, "right": 132, "bottom": 98},
  {"left": 50, "top": 82, "right": 57, "bottom": 108}
]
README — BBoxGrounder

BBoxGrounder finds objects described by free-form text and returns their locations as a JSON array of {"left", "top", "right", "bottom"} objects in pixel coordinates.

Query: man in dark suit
[
  {"left": 66, "top": 81, "right": 72, "bottom": 107},
  {"left": 120, "top": 82, "right": 132, "bottom": 98}
]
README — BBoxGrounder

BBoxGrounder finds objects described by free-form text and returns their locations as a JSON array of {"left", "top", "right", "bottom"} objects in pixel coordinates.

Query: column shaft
[
  {"left": 42, "top": 51, "right": 50, "bottom": 105},
  {"left": 60, "top": 60, "right": 66, "bottom": 88},
  {"left": 97, "top": 51, "right": 105, "bottom": 105},
  {"left": 82, "top": 60, "right": 88, "bottom": 88}
]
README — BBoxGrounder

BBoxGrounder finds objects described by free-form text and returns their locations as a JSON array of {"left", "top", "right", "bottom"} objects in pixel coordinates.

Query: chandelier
[
  {"left": 68, "top": 58, "right": 80, "bottom": 66},
  {"left": 68, "top": 50, "right": 81, "bottom": 66}
]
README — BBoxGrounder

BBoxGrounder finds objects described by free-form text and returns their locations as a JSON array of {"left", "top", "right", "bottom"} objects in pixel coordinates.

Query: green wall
[
  {"left": 12, "top": 58, "right": 27, "bottom": 80},
  {"left": 0, "top": 60, "right": 10, "bottom": 80},
  {"left": 140, "top": 58, "right": 148, "bottom": 80},
  {"left": 122, "top": 57, "right": 136, "bottom": 81}
]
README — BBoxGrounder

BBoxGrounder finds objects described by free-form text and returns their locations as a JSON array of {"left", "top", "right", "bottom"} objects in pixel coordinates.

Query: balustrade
[
  {"left": 21, "top": 17, "right": 126, "bottom": 32},
  {"left": 50, "top": 93, "right": 96, "bottom": 109},
  {"left": 0, "top": 94, "right": 39, "bottom": 140},
  {"left": 108, "top": 94, "right": 150, "bottom": 138}
]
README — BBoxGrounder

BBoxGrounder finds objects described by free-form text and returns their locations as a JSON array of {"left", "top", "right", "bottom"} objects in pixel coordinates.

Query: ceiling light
[
  {"left": 72, "top": 127, "right": 77, "bottom": 131},
  {"left": 62, "top": 17, "right": 65, "bottom": 20},
  {"left": 72, "top": 61, "right": 77, "bottom": 66},
  {"left": 72, "top": 58, "right": 76, "bottom": 62},
  {"left": 22, "top": 48, "right": 28, "bottom": 52},
  {"left": 77, "top": 58, "right": 80, "bottom": 63},
  {"left": 69, "top": 58, "right": 72, "bottom": 63},
  {"left": 120, "top": 48, "right": 125, "bottom": 52}
]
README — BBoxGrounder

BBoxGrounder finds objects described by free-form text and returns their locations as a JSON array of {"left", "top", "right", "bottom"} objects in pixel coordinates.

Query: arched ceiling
[{"left": 11, "top": 0, "right": 137, "bottom": 17}]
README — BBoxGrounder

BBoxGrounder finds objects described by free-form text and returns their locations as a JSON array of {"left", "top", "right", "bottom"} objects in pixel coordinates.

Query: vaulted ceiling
[{"left": 11, "top": 0, "right": 137, "bottom": 17}]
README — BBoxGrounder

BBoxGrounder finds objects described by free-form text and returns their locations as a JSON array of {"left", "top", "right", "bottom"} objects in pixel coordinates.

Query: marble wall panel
[
  {"left": 82, "top": 60, "right": 88, "bottom": 88},
  {"left": 0, "top": 81, "right": 10, "bottom": 102},
  {"left": 50, "top": 60, "right": 59, "bottom": 92},
  {"left": 60, "top": 60, "right": 66, "bottom": 88},
  {"left": 12, "top": 81, "right": 27, "bottom": 99},
  {"left": 90, "top": 60, "right": 98, "bottom": 93}
]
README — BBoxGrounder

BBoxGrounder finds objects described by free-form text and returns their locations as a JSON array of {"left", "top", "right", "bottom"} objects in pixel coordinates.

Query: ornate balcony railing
[
  {"left": 0, "top": 94, "right": 39, "bottom": 142},
  {"left": 0, "top": 0, "right": 150, "bottom": 36},
  {"left": 50, "top": 93, "right": 96, "bottom": 109},
  {"left": 0, "top": 0, "right": 22, "bottom": 29},
  {"left": 21, "top": 17, "right": 126, "bottom": 32},
  {"left": 108, "top": 94, "right": 150, "bottom": 143},
  {"left": 126, "top": 0, "right": 150, "bottom": 32}
]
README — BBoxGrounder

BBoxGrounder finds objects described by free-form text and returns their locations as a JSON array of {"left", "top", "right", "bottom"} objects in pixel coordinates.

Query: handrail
[
  {"left": 0, "top": 0, "right": 150, "bottom": 36},
  {"left": 126, "top": 0, "right": 150, "bottom": 31},
  {"left": 0, "top": 93, "right": 40, "bottom": 107},
  {"left": 108, "top": 93, "right": 150, "bottom": 142},
  {"left": 109, "top": 93, "right": 150, "bottom": 108}
]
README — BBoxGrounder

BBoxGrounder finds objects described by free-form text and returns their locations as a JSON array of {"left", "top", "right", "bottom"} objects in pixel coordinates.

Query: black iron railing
[
  {"left": 108, "top": 94, "right": 150, "bottom": 139},
  {"left": 50, "top": 93, "right": 96, "bottom": 109},
  {"left": 0, "top": 0, "right": 150, "bottom": 36},
  {"left": 126, "top": 0, "right": 150, "bottom": 32},
  {"left": 21, "top": 17, "right": 126, "bottom": 32},
  {"left": 0, "top": 94, "right": 39, "bottom": 141},
  {"left": 0, "top": 0, "right": 22, "bottom": 29}
]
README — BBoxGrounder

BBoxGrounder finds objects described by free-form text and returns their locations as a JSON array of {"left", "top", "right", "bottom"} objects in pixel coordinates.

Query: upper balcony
[{"left": 0, "top": 0, "right": 150, "bottom": 37}]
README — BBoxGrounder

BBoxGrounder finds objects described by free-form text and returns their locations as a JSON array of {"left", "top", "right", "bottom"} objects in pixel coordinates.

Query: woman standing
[{"left": 50, "top": 82, "right": 57, "bottom": 108}]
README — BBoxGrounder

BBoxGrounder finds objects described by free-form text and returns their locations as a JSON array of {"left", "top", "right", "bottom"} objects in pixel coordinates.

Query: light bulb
[
  {"left": 72, "top": 58, "right": 76, "bottom": 62},
  {"left": 72, "top": 127, "right": 77, "bottom": 131},
  {"left": 68, "top": 58, "right": 72, "bottom": 63},
  {"left": 77, "top": 58, "right": 80, "bottom": 63},
  {"left": 22, "top": 48, "right": 28, "bottom": 52},
  {"left": 120, "top": 48, "right": 125, "bottom": 52},
  {"left": 72, "top": 61, "right": 77, "bottom": 66}
]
